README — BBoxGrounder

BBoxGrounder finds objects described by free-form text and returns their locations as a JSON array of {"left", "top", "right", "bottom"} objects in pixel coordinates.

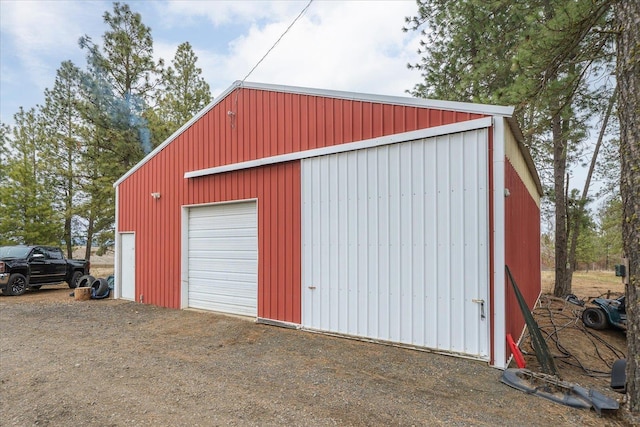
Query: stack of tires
[{"left": 75, "top": 275, "right": 111, "bottom": 299}]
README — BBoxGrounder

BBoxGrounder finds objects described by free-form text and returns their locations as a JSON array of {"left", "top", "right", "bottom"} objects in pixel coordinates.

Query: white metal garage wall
[
  {"left": 187, "top": 201, "right": 258, "bottom": 316},
  {"left": 301, "top": 129, "right": 490, "bottom": 358}
]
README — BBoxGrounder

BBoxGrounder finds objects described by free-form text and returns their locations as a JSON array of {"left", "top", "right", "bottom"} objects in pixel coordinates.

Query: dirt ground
[{"left": 0, "top": 270, "right": 636, "bottom": 426}]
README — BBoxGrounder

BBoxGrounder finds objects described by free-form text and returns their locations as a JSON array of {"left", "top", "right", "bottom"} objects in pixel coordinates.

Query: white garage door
[
  {"left": 187, "top": 201, "right": 258, "bottom": 316},
  {"left": 301, "top": 129, "right": 490, "bottom": 359}
]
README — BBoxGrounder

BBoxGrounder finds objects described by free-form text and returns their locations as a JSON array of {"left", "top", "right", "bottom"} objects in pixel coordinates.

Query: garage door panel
[
  {"left": 188, "top": 295, "right": 256, "bottom": 316},
  {"left": 189, "top": 258, "right": 256, "bottom": 272},
  {"left": 188, "top": 270, "right": 257, "bottom": 284},
  {"left": 187, "top": 202, "right": 258, "bottom": 316},
  {"left": 189, "top": 237, "right": 257, "bottom": 252},
  {"left": 189, "top": 281, "right": 257, "bottom": 297},
  {"left": 189, "top": 228, "right": 256, "bottom": 239},
  {"left": 189, "top": 215, "right": 256, "bottom": 230},
  {"left": 188, "top": 250, "right": 256, "bottom": 261}
]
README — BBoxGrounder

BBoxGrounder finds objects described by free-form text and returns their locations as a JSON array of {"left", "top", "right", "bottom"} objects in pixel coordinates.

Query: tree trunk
[
  {"left": 65, "top": 114, "right": 74, "bottom": 260},
  {"left": 567, "top": 88, "right": 617, "bottom": 284},
  {"left": 64, "top": 216, "right": 72, "bottom": 259},
  {"left": 553, "top": 113, "right": 570, "bottom": 297},
  {"left": 85, "top": 215, "right": 94, "bottom": 263},
  {"left": 615, "top": 0, "right": 640, "bottom": 413}
]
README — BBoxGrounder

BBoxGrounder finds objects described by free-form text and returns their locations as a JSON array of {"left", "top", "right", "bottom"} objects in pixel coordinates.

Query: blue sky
[{"left": 0, "top": 0, "right": 422, "bottom": 126}]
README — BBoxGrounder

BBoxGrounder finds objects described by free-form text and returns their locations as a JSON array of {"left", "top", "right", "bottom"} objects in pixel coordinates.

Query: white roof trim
[
  {"left": 185, "top": 117, "right": 493, "bottom": 179},
  {"left": 115, "top": 80, "right": 514, "bottom": 187},
  {"left": 240, "top": 81, "right": 515, "bottom": 117}
]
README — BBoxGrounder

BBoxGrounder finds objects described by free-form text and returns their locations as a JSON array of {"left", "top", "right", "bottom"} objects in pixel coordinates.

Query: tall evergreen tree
[
  {"left": 41, "top": 61, "right": 84, "bottom": 258},
  {"left": 0, "top": 108, "right": 61, "bottom": 245},
  {"left": 0, "top": 122, "right": 9, "bottom": 184},
  {"left": 98, "top": 2, "right": 161, "bottom": 101},
  {"left": 77, "top": 2, "right": 162, "bottom": 257},
  {"left": 615, "top": 0, "right": 640, "bottom": 413},
  {"left": 405, "top": 0, "right": 616, "bottom": 297},
  {"left": 147, "top": 41, "right": 212, "bottom": 146},
  {"left": 80, "top": 1, "right": 162, "bottom": 159}
]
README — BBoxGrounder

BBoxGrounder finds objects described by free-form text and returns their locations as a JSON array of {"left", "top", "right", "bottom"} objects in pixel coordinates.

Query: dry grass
[
  {"left": 541, "top": 270, "right": 625, "bottom": 299},
  {"left": 91, "top": 266, "right": 114, "bottom": 278}
]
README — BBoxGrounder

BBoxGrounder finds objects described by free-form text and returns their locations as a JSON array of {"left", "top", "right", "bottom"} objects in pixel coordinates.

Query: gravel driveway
[{"left": 0, "top": 285, "right": 628, "bottom": 426}]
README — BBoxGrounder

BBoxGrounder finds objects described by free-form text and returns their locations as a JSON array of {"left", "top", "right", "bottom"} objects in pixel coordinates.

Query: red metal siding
[
  {"left": 117, "top": 86, "right": 486, "bottom": 322},
  {"left": 504, "top": 160, "right": 541, "bottom": 360},
  {"left": 178, "top": 87, "right": 483, "bottom": 170},
  {"left": 119, "top": 161, "right": 301, "bottom": 322}
]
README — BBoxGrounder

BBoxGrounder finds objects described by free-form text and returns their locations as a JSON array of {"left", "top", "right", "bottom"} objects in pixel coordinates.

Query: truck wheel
[
  {"left": 76, "top": 275, "right": 95, "bottom": 289},
  {"left": 582, "top": 307, "right": 607, "bottom": 330},
  {"left": 68, "top": 271, "right": 84, "bottom": 289},
  {"left": 7, "top": 274, "right": 28, "bottom": 296}
]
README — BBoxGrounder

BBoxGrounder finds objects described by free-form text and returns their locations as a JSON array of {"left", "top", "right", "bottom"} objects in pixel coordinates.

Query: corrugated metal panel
[
  {"left": 301, "top": 129, "right": 490, "bottom": 358},
  {"left": 187, "top": 202, "right": 257, "bottom": 316},
  {"left": 116, "top": 86, "right": 487, "bottom": 321},
  {"left": 172, "top": 87, "right": 485, "bottom": 174},
  {"left": 504, "top": 159, "right": 541, "bottom": 355}
]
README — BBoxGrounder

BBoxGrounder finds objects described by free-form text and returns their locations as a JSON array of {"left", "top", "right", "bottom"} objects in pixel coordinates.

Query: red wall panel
[
  {"left": 119, "top": 161, "right": 301, "bottom": 322},
  {"left": 118, "top": 86, "right": 486, "bottom": 322},
  {"left": 504, "top": 160, "right": 541, "bottom": 359}
]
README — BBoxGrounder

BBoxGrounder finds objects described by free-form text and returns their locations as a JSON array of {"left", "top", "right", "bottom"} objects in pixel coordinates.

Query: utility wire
[{"left": 241, "top": 0, "right": 313, "bottom": 83}]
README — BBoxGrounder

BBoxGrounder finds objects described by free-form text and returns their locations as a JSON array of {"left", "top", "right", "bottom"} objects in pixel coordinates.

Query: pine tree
[
  {"left": 0, "top": 108, "right": 62, "bottom": 245},
  {"left": 98, "top": 2, "right": 161, "bottom": 101},
  {"left": 77, "top": 2, "right": 162, "bottom": 257},
  {"left": 615, "top": 0, "right": 640, "bottom": 413},
  {"left": 0, "top": 122, "right": 9, "bottom": 184},
  {"left": 40, "top": 61, "right": 84, "bottom": 258},
  {"left": 148, "top": 42, "right": 211, "bottom": 146},
  {"left": 405, "top": 0, "right": 616, "bottom": 297}
]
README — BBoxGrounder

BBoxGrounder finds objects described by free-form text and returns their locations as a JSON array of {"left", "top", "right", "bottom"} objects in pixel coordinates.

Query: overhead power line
[{"left": 241, "top": 0, "right": 314, "bottom": 83}]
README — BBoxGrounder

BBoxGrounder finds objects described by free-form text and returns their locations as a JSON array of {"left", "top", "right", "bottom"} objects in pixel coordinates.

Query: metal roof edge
[{"left": 239, "top": 81, "right": 515, "bottom": 117}]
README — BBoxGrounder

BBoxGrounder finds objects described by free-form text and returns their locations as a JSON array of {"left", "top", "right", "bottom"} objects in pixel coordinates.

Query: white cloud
[
  {"left": 161, "top": 0, "right": 301, "bottom": 27},
  {"left": 197, "top": 0, "right": 423, "bottom": 97},
  {"left": 0, "top": 0, "right": 107, "bottom": 91}
]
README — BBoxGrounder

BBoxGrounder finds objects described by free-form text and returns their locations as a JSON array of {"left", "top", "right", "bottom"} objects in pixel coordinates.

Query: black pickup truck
[{"left": 0, "top": 245, "right": 90, "bottom": 296}]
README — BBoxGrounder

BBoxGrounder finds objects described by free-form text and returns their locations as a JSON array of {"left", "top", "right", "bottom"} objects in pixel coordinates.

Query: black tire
[
  {"left": 582, "top": 307, "right": 608, "bottom": 330},
  {"left": 93, "top": 278, "right": 110, "bottom": 298},
  {"left": 7, "top": 273, "right": 28, "bottom": 296},
  {"left": 76, "top": 275, "right": 95, "bottom": 289},
  {"left": 68, "top": 271, "right": 84, "bottom": 289}
]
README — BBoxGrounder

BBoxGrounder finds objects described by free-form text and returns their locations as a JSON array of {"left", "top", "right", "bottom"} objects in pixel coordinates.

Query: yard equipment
[{"left": 581, "top": 296, "right": 626, "bottom": 331}]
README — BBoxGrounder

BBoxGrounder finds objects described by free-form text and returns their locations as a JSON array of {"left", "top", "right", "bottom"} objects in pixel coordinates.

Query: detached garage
[{"left": 114, "top": 81, "right": 542, "bottom": 369}]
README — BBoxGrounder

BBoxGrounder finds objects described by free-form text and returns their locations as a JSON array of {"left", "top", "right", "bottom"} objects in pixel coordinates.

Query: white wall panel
[{"left": 302, "top": 129, "right": 489, "bottom": 358}]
